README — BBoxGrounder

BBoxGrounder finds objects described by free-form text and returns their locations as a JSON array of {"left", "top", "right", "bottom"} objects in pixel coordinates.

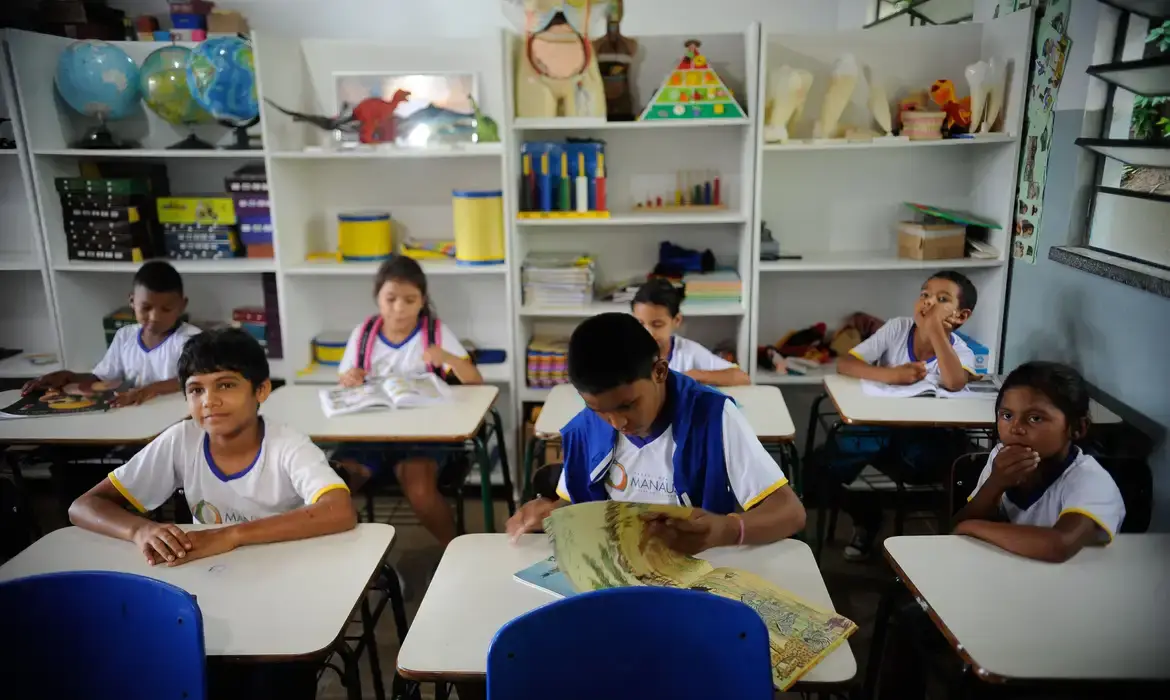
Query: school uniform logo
[
  {"left": 607, "top": 462, "right": 629, "bottom": 491},
  {"left": 192, "top": 500, "right": 223, "bottom": 525}
]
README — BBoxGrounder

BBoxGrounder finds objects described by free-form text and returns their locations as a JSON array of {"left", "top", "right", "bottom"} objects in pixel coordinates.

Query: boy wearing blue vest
[{"left": 507, "top": 313, "right": 805, "bottom": 553}]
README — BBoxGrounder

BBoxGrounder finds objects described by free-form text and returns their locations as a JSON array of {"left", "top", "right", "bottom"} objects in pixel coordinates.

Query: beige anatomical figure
[
  {"left": 764, "top": 65, "right": 813, "bottom": 143},
  {"left": 813, "top": 54, "right": 858, "bottom": 140},
  {"left": 510, "top": 0, "right": 608, "bottom": 119},
  {"left": 863, "top": 64, "right": 892, "bottom": 136}
]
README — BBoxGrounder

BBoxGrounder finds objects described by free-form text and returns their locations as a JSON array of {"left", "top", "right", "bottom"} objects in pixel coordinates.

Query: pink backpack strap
[
  {"left": 422, "top": 316, "right": 442, "bottom": 374},
  {"left": 358, "top": 315, "right": 382, "bottom": 372}
]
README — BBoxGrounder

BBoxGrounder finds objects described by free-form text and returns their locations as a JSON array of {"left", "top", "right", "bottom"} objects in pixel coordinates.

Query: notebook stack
[
  {"left": 526, "top": 335, "right": 569, "bottom": 388},
  {"left": 682, "top": 270, "right": 742, "bottom": 306},
  {"left": 157, "top": 196, "right": 240, "bottom": 260},
  {"left": 57, "top": 177, "right": 164, "bottom": 262},
  {"left": 522, "top": 253, "right": 596, "bottom": 307},
  {"left": 226, "top": 165, "right": 272, "bottom": 259},
  {"left": 232, "top": 306, "right": 268, "bottom": 353}
]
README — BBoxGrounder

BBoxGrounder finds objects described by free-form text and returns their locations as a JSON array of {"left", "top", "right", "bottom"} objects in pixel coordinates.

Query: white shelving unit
[
  {"left": 0, "top": 33, "right": 61, "bottom": 379},
  {"left": 751, "top": 11, "right": 1033, "bottom": 394}
]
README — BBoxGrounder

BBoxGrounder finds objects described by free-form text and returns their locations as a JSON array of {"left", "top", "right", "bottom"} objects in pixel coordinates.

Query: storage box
[
  {"left": 246, "top": 243, "right": 275, "bottom": 259},
  {"left": 238, "top": 219, "right": 274, "bottom": 245},
  {"left": 157, "top": 197, "right": 236, "bottom": 226},
  {"left": 955, "top": 332, "right": 990, "bottom": 375},
  {"left": 207, "top": 10, "right": 249, "bottom": 36},
  {"left": 232, "top": 194, "right": 270, "bottom": 218},
  {"left": 896, "top": 222, "right": 966, "bottom": 260}
]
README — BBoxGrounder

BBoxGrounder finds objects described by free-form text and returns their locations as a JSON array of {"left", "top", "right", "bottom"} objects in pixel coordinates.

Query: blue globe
[
  {"left": 186, "top": 37, "right": 258, "bottom": 125},
  {"left": 55, "top": 40, "right": 141, "bottom": 121}
]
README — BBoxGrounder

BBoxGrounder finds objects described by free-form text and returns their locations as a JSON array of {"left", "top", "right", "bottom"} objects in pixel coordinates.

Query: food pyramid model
[{"left": 639, "top": 39, "right": 746, "bottom": 121}]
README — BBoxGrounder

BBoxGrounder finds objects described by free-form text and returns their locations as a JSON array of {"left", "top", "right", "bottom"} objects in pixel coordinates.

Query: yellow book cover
[{"left": 543, "top": 501, "right": 857, "bottom": 690}]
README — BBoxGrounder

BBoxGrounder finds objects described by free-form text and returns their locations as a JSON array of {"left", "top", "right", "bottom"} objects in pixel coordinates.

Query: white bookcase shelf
[
  {"left": 758, "top": 252, "right": 1007, "bottom": 273},
  {"left": 514, "top": 117, "right": 752, "bottom": 131},
  {"left": 761, "top": 133, "right": 1017, "bottom": 152},
  {"left": 516, "top": 211, "right": 749, "bottom": 227},
  {"left": 34, "top": 149, "right": 266, "bottom": 159}
]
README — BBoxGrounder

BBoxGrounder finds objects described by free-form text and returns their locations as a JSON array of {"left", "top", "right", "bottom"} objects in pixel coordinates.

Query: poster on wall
[{"left": 998, "top": 0, "right": 1072, "bottom": 264}]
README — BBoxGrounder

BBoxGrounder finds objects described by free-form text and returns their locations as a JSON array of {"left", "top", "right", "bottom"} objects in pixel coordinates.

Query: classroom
[{"left": 1, "top": 0, "right": 1168, "bottom": 698}]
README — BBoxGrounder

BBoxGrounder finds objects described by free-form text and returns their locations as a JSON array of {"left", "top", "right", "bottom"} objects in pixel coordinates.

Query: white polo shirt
[
  {"left": 556, "top": 400, "right": 788, "bottom": 509},
  {"left": 93, "top": 323, "right": 202, "bottom": 388},
  {"left": 666, "top": 335, "right": 737, "bottom": 374},
  {"left": 968, "top": 445, "right": 1126, "bottom": 542},
  {"left": 109, "top": 419, "right": 349, "bottom": 524},
  {"left": 849, "top": 316, "right": 976, "bottom": 376},
  {"left": 337, "top": 321, "right": 469, "bottom": 378}
]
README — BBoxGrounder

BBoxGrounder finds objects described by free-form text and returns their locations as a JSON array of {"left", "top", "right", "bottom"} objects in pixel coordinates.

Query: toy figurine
[
  {"left": 504, "top": 0, "right": 608, "bottom": 119},
  {"left": 469, "top": 95, "right": 501, "bottom": 143},
  {"left": 764, "top": 65, "right": 813, "bottom": 143},
  {"left": 929, "top": 79, "right": 972, "bottom": 133},
  {"left": 813, "top": 54, "right": 858, "bottom": 140},
  {"left": 593, "top": 0, "right": 638, "bottom": 121},
  {"left": 264, "top": 89, "right": 411, "bottom": 144}
]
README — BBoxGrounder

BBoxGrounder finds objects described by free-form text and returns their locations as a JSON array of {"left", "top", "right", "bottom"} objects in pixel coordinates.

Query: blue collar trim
[{"left": 204, "top": 419, "right": 265, "bottom": 483}]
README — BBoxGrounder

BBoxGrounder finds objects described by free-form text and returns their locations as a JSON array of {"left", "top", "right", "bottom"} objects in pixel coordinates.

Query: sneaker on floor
[{"left": 843, "top": 528, "right": 876, "bottom": 561}]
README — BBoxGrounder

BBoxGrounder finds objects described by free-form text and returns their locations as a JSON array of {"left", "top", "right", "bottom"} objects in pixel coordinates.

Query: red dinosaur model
[{"left": 263, "top": 89, "right": 412, "bottom": 144}]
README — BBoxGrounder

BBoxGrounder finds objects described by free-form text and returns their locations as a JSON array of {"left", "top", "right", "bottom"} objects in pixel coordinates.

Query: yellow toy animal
[
  {"left": 505, "top": 0, "right": 608, "bottom": 119},
  {"left": 929, "top": 79, "right": 972, "bottom": 131}
]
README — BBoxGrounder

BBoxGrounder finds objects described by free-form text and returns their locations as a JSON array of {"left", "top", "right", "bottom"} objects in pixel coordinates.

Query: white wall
[{"left": 108, "top": 0, "right": 842, "bottom": 37}]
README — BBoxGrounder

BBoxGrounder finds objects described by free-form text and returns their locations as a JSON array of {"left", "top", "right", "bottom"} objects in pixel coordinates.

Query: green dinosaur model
[{"left": 470, "top": 95, "right": 500, "bottom": 143}]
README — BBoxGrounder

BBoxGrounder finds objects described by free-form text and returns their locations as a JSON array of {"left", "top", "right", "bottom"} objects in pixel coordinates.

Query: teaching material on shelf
[
  {"left": 57, "top": 171, "right": 167, "bottom": 262},
  {"left": 1, "top": 381, "right": 124, "bottom": 418},
  {"left": 860, "top": 377, "right": 997, "bottom": 399},
  {"left": 682, "top": 270, "right": 741, "bottom": 305},
  {"left": 512, "top": 555, "right": 577, "bottom": 598},
  {"left": 897, "top": 222, "right": 966, "bottom": 261},
  {"left": 156, "top": 196, "right": 237, "bottom": 226},
  {"left": 955, "top": 331, "right": 990, "bottom": 375},
  {"left": 522, "top": 253, "right": 596, "bottom": 307},
  {"left": 318, "top": 374, "right": 452, "bottom": 418},
  {"left": 544, "top": 501, "right": 857, "bottom": 690},
  {"left": 452, "top": 190, "right": 505, "bottom": 265},
  {"left": 903, "top": 202, "right": 1001, "bottom": 230},
  {"left": 401, "top": 238, "right": 456, "bottom": 261},
  {"left": 526, "top": 335, "right": 569, "bottom": 389},
  {"left": 517, "top": 141, "right": 608, "bottom": 219},
  {"left": 633, "top": 169, "right": 723, "bottom": 211},
  {"left": 965, "top": 239, "right": 1000, "bottom": 260},
  {"left": 163, "top": 225, "right": 241, "bottom": 260},
  {"left": 312, "top": 332, "right": 349, "bottom": 367},
  {"left": 509, "top": 2, "right": 605, "bottom": 120},
  {"left": 639, "top": 39, "right": 746, "bottom": 121},
  {"left": 337, "top": 210, "right": 393, "bottom": 262},
  {"left": 232, "top": 306, "right": 268, "bottom": 352}
]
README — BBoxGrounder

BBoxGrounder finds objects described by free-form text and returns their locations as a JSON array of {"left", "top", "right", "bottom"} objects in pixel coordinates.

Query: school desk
[
  {"left": 0, "top": 523, "right": 399, "bottom": 700},
  {"left": 522, "top": 384, "right": 799, "bottom": 500},
  {"left": 260, "top": 385, "right": 515, "bottom": 532},
  {"left": 804, "top": 376, "right": 1125, "bottom": 559},
  {"left": 396, "top": 534, "right": 857, "bottom": 690},
  {"left": 866, "top": 534, "right": 1170, "bottom": 694}
]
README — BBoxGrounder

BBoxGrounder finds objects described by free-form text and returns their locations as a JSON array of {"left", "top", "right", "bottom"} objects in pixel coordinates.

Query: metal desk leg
[
  {"left": 814, "top": 420, "right": 844, "bottom": 564},
  {"left": 488, "top": 408, "right": 516, "bottom": 515},
  {"left": 803, "top": 392, "right": 829, "bottom": 470},
  {"left": 522, "top": 437, "right": 546, "bottom": 503},
  {"left": 360, "top": 596, "right": 387, "bottom": 700},
  {"left": 332, "top": 640, "right": 363, "bottom": 700},
  {"left": 863, "top": 576, "right": 903, "bottom": 700},
  {"left": 472, "top": 432, "right": 496, "bottom": 533}
]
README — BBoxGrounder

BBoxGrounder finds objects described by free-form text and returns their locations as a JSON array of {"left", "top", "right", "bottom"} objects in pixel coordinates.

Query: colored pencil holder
[
  {"left": 337, "top": 211, "right": 393, "bottom": 261},
  {"left": 312, "top": 332, "right": 349, "bottom": 366},
  {"left": 452, "top": 190, "right": 505, "bottom": 266}
]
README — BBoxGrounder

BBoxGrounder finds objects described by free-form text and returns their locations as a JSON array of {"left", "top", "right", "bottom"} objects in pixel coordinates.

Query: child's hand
[
  {"left": 506, "top": 498, "right": 560, "bottom": 542},
  {"left": 339, "top": 368, "right": 366, "bottom": 387},
  {"left": 110, "top": 387, "right": 150, "bottom": 408},
  {"left": 423, "top": 345, "right": 448, "bottom": 367},
  {"left": 988, "top": 445, "right": 1040, "bottom": 491},
  {"left": 21, "top": 371, "right": 71, "bottom": 395},
  {"left": 641, "top": 509, "right": 736, "bottom": 555},
  {"left": 132, "top": 522, "right": 193, "bottom": 565},
  {"left": 887, "top": 362, "right": 928, "bottom": 385},
  {"left": 168, "top": 527, "right": 240, "bottom": 567}
]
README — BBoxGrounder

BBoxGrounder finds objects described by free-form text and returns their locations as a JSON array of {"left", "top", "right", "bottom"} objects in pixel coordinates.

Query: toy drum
[
  {"left": 452, "top": 190, "right": 505, "bottom": 266},
  {"left": 313, "top": 332, "right": 349, "bottom": 366},
  {"left": 338, "top": 210, "right": 393, "bottom": 261},
  {"left": 902, "top": 111, "right": 946, "bottom": 140}
]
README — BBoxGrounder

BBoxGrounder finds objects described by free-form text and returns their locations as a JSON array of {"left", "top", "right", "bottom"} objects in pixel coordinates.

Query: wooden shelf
[
  {"left": 1075, "top": 138, "right": 1170, "bottom": 168},
  {"left": 1086, "top": 55, "right": 1170, "bottom": 98},
  {"left": 758, "top": 252, "right": 1006, "bottom": 273},
  {"left": 763, "top": 133, "right": 1016, "bottom": 152}
]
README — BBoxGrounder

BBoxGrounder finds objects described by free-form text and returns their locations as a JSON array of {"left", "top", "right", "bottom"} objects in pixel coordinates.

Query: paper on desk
[
  {"left": 861, "top": 377, "right": 998, "bottom": 399},
  {"left": 543, "top": 501, "right": 857, "bottom": 690}
]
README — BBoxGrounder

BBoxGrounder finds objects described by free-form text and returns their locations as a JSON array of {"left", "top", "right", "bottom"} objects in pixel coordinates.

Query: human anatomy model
[{"left": 506, "top": 0, "right": 608, "bottom": 119}]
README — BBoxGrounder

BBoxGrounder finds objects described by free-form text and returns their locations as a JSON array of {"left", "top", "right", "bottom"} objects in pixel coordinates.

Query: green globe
[{"left": 139, "top": 46, "right": 211, "bottom": 126}]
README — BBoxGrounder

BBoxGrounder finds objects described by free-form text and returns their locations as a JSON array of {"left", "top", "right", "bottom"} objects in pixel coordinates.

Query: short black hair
[
  {"left": 632, "top": 278, "right": 685, "bottom": 316},
  {"left": 133, "top": 260, "right": 184, "bottom": 295},
  {"left": 178, "top": 328, "right": 270, "bottom": 392},
  {"left": 929, "top": 270, "right": 977, "bottom": 311},
  {"left": 568, "top": 313, "right": 660, "bottom": 395},
  {"left": 996, "top": 361, "right": 1090, "bottom": 427}
]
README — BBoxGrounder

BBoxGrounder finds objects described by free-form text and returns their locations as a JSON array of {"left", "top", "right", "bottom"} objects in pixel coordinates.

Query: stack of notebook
[
  {"left": 683, "top": 270, "right": 741, "bottom": 306},
  {"left": 522, "top": 253, "right": 596, "bottom": 307}
]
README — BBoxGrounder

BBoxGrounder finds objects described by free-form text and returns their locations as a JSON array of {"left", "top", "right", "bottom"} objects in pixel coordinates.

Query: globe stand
[
  {"left": 219, "top": 117, "right": 261, "bottom": 150},
  {"left": 167, "top": 132, "right": 216, "bottom": 150},
  {"left": 72, "top": 119, "right": 134, "bottom": 150}
]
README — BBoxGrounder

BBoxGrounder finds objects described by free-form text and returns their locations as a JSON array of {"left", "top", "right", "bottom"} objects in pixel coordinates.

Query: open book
[
  {"left": 861, "top": 375, "right": 1000, "bottom": 399},
  {"left": 318, "top": 374, "right": 451, "bottom": 418},
  {"left": 1, "top": 379, "right": 125, "bottom": 418},
  {"left": 520, "top": 501, "right": 857, "bottom": 690}
]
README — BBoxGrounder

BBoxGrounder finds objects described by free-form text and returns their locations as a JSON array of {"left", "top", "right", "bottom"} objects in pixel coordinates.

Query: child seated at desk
[
  {"left": 506, "top": 312, "right": 805, "bottom": 553},
  {"left": 828, "top": 270, "right": 980, "bottom": 561},
  {"left": 631, "top": 278, "right": 750, "bottom": 387},
  {"left": 332, "top": 256, "right": 482, "bottom": 546},
  {"left": 22, "top": 260, "right": 200, "bottom": 407},
  {"left": 954, "top": 361, "right": 1125, "bottom": 562}
]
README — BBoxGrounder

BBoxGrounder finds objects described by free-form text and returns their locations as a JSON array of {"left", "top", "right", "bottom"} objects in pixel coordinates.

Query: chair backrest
[
  {"left": 0, "top": 570, "right": 206, "bottom": 700},
  {"left": 486, "top": 586, "right": 774, "bottom": 700},
  {"left": 949, "top": 451, "right": 990, "bottom": 522}
]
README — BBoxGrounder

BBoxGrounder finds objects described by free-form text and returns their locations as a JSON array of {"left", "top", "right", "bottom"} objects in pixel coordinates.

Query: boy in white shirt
[
  {"left": 955, "top": 361, "right": 1125, "bottom": 562},
  {"left": 507, "top": 313, "right": 805, "bottom": 553},
  {"left": 829, "top": 270, "right": 980, "bottom": 560},
  {"left": 23, "top": 260, "right": 201, "bottom": 407},
  {"left": 69, "top": 327, "right": 356, "bottom": 567}
]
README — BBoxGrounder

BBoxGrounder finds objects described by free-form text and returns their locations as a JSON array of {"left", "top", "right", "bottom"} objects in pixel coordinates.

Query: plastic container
[
  {"left": 337, "top": 210, "right": 393, "bottom": 262},
  {"left": 313, "top": 332, "right": 350, "bottom": 366},
  {"left": 452, "top": 190, "right": 505, "bottom": 266}
]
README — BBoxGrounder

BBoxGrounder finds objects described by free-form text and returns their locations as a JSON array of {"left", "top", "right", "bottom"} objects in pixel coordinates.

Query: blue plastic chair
[
  {"left": 486, "top": 586, "right": 773, "bottom": 700},
  {"left": 0, "top": 570, "right": 206, "bottom": 700}
]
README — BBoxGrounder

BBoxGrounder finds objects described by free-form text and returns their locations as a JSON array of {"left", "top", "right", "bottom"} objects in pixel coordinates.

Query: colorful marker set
[
  {"left": 635, "top": 169, "right": 724, "bottom": 211},
  {"left": 518, "top": 141, "right": 609, "bottom": 219}
]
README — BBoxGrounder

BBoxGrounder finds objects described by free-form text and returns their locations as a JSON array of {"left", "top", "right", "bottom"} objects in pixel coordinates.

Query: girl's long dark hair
[{"left": 374, "top": 255, "right": 434, "bottom": 320}]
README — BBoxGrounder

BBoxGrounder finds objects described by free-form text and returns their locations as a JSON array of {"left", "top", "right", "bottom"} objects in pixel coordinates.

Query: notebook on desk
[
  {"left": 861, "top": 375, "right": 1000, "bottom": 399},
  {"left": 513, "top": 555, "right": 577, "bottom": 598}
]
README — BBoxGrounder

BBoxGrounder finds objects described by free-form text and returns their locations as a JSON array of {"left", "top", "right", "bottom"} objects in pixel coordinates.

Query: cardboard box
[
  {"left": 897, "top": 222, "right": 966, "bottom": 260},
  {"left": 207, "top": 10, "right": 249, "bottom": 35},
  {"left": 955, "top": 331, "right": 990, "bottom": 375},
  {"left": 157, "top": 196, "right": 236, "bottom": 226}
]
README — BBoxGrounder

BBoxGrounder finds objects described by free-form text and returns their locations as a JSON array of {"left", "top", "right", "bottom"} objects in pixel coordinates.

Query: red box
[
  {"left": 246, "top": 244, "right": 274, "bottom": 259},
  {"left": 232, "top": 307, "right": 265, "bottom": 324}
]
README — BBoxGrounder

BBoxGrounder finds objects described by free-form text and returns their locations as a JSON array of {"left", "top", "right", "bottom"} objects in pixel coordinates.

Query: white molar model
[
  {"left": 981, "top": 57, "right": 1006, "bottom": 133},
  {"left": 764, "top": 65, "right": 813, "bottom": 143},
  {"left": 863, "top": 64, "right": 893, "bottom": 137},
  {"left": 813, "top": 53, "right": 858, "bottom": 141},
  {"left": 965, "top": 60, "right": 990, "bottom": 135}
]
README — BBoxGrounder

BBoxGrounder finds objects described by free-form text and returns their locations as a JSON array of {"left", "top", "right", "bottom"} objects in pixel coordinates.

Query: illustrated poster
[{"left": 1, "top": 379, "right": 124, "bottom": 417}]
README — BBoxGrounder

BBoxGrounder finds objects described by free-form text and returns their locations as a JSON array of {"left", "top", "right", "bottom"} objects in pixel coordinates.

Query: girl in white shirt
[
  {"left": 630, "top": 278, "right": 750, "bottom": 386},
  {"left": 334, "top": 256, "right": 482, "bottom": 546}
]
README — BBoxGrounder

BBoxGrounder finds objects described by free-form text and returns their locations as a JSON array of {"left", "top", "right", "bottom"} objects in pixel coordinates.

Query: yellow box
[
  {"left": 452, "top": 190, "right": 505, "bottom": 265},
  {"left": 897, "top": 222, "right": 967, "bottom": 260},
  {"left": 338, "top": 211, "right": 393, "bottom": 262},
  {"left": 157, "top": 197, "right": 237, "bottom": 226}
]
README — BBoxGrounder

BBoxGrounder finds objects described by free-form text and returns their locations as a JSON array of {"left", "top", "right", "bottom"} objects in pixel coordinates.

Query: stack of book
[
  {"left": 526, "top": 336, "right": 569, "bottom": 388},
  {"left": 682, "top": 270, "right": 742, "bottom": 306},
  {"left": 226, "top": 165, "right": 272, "bottom": 259},
  {"left": 522, "top": 253, "right": 595, "bottom": 307},
  {"left": 232, "top": 307, "right": 267, "bottom": 353},
  {"left": 57, "top": 177, "right": 163, "bottom": 262},
  {"left": 102, "top": 307, "right": 191, "bottom": 346},
  {"left": 157, "top": 196, "right": 240, "bottom": 260}
]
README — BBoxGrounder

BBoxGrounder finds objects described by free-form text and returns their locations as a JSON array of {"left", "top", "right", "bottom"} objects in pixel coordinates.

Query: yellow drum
[
  {"left": 452, "top": 190, "right": 504, "bottom": 266},
  {"left": 338, "top": 210, "right": 393, "bottom": 261},
  {"left": 313, "top": 332, "right": 349, "bottom": 366}
]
